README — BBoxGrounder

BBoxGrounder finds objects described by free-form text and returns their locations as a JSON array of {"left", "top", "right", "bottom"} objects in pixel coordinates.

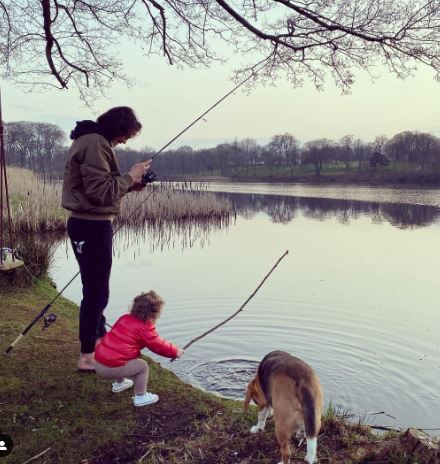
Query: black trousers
[{"left": 67, "top": 217, "right": 113, "bottom": 353}]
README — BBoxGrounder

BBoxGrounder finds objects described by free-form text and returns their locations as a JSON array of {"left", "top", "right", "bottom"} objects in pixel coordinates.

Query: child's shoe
[
  {"left": 112, "top": 378, "right": 134, "bottom": 393},
  {"left": 133, "top": 392, "right": 159, "bottom": 407}
]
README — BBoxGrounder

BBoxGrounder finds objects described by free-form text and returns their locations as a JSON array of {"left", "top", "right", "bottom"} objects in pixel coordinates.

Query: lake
[{"left": 51, "top": 182, "right": 440, "bottom": 431}]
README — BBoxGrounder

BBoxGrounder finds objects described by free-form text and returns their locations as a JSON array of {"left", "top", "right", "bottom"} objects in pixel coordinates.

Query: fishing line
[{"left": 4, "top": 62, "right": 266, "bottom": 355}]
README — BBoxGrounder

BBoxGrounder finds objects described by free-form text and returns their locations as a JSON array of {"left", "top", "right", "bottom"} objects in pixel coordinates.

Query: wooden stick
[
  {"left": 369, "top": 410, "right": 397, "bottom": 419},
  {"left": 370, "top": 425, "right": 400, "bottom": 432},
  {"left": 22, "top": 447, "right": 51, "bottom": 464},
  {"left": 137, "top": 449, "right": 150, "bottom": 463},
  {"left": 178, "top": 250, "right": 289, "bottom": 353},
  {"left": 31, "top": 335, "right": 79, "bottom": 344}
]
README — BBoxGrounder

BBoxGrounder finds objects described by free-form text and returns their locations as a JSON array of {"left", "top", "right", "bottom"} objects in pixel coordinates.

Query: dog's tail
[
  {"left": 299, "top": 383, "right": 321, "bottom": 438},
  {"left": 243, "top": 382, "right": 253, "bottom": 413},
  {"left": 299, "top": 382, "right": 322, "bottom": 463}
]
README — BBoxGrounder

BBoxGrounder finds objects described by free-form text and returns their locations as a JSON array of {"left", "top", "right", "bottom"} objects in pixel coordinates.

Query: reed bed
[
  {"left": 4, "top": 168, "right": 233, "bottom": 233},
  {"left": 6, "top": 167, "right": 66, "bottom": 232},
  {"left": 117, "top": 184, "right": 233, "bottom": 227}
]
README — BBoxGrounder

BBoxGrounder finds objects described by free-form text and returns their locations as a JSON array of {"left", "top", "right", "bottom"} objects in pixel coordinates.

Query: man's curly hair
[
  {"left": 130, "top": 290, "right": 165, "bottom": 322},
  {"left": 97, "top": 106, "right": 142, "bottom": 139}
]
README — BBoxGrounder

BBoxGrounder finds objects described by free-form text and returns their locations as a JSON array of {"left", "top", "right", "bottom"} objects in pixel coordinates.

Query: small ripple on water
[{"left": 187, "top": 358, "right": 259, "bottom": 399}]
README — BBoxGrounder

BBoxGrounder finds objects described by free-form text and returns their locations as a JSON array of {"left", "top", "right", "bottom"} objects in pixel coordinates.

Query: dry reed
[
  {"left": 4, "top": 168, "right": 232, "bottom": 233},
  {"left": 5, "top": 167, "right": 66, "bottom": 232},
  {"left": 117, "top": 184, "right": 232, "bottom": 227}
]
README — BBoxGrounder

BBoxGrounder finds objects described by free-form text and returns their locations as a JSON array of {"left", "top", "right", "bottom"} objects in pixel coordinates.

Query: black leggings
[{"left": 67, "top": 217, "right": 113, "bottom": 353}]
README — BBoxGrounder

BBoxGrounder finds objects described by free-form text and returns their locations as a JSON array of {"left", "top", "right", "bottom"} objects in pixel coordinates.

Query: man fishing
[{"left": 62, "top": 106, "right": 151, "bottom": 372}]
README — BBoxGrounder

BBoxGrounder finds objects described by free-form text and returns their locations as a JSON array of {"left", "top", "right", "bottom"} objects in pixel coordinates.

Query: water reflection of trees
[
  {"left": 227, "top": 192, "right": 440, "bottom": 229},
  {"left": 114, "top": 216, "right": 233, "bottom": 256}
]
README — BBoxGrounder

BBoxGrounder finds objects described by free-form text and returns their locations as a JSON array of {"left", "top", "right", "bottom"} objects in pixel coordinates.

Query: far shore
[{"left": 169, "top": 172, "right": 440, "bottom": 189}]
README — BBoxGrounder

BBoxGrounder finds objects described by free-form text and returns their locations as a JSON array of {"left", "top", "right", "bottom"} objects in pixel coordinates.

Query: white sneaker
[
  {"left": 133, "top": 392, "right": 159, "bottom": 407},
  {"left": 112, "top": 378, "right": 134, "bottom": 393}
]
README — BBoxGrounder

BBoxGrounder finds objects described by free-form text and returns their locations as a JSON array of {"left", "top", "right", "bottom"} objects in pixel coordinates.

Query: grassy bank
[{"left": 0, "top": 281, "right": 432, "bottom": 464}]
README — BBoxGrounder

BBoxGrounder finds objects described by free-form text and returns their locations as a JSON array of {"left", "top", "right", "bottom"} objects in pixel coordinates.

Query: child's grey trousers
[{"left": 95, "top": 358, "right": 149, "bottom": 395}]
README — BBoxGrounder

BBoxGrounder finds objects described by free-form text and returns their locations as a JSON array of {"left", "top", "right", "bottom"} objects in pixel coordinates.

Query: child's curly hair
[{"left": 130, "top": 290, "right": 165, "bottom": 322}]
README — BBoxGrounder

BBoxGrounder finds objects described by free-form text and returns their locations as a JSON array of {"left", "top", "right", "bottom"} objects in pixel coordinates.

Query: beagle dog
[{"left": 244, "top": 351, "right": 324, "bottom": 464}]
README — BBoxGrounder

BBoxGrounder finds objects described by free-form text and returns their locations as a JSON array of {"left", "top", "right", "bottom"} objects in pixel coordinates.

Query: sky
[{"left": 2, "top": 47, "right": 440, "bottom": 151}]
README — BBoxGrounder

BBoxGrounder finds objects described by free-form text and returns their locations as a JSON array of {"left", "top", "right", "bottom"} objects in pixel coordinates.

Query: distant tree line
[
  {"left": 151, "top": 132, "right": 440, "bottom": 178},
  {"left": 4, "top": 121, "right": 440, "bottom": 179},
  {"left": 4, "top": 122, "right": 65, "bottom": 175}
]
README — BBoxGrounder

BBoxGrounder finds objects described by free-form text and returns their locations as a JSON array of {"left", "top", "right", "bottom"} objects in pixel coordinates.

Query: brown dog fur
[{"left": 244, "top": 351, "right": 323, "bottom": 464}]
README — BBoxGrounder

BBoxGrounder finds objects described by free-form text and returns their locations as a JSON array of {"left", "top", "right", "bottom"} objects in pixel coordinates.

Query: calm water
[{"left": 51, "top": 183, "right": 440, "bottom": 431}]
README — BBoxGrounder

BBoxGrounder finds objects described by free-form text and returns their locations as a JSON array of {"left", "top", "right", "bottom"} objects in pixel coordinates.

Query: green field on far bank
[{"left": 179, "top": 162, "right": 440, "bottom": 185}]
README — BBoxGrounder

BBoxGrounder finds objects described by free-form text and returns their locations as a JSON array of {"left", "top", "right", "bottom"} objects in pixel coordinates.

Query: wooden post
[
  {"left": 0, "top": 90, "right": 24, "bottom": 271},
  {"left": 0, "top": 89, "right": 4, "bottom": 265}
]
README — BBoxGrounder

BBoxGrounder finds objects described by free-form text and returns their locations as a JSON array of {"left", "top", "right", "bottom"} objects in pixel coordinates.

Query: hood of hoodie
[{"left": 70, "top": 120, "right": 112, "bottom": 143}]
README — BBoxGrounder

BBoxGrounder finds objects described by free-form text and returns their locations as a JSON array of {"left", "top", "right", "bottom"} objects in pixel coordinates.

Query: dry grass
[
  {"left": 7, "top": 167, "right": 66, "bottom": 231},
  {"left": 118, "top": 184, "right": 233, "bottom": 227},
  {"left": 4, "top": 168, "right": 233, "bottom": 233}
]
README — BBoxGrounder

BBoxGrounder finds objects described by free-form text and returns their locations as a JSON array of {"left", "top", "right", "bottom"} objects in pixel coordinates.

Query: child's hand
[{"left": 170, "top": 348, "right": 184, "bottom": 363}]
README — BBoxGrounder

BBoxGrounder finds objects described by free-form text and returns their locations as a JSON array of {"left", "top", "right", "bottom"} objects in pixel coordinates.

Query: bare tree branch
[
  {"left": 41, "top": 0, "right": 69, "bottom": 88},
  {"left": 0, "top": 0, "right": 439, "bottom": 100}
]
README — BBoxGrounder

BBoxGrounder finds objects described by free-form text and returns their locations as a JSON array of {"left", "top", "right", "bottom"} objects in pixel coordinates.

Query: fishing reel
[
  {"left": 42, "top": 313, "right": 57, "bottom": 331},
  {"left": 141, "top": 170, "right": 158, "bottom": 186}
]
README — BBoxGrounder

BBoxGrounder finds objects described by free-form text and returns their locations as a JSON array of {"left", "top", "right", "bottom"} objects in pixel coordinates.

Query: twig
[
  {"left": 22, "top": 447, "right": 51, "bottom": 464},
  {"left": 137, "top": 449, "right": 150, "bottom": 462},
  {"left": 416, "top": 427, "right": 440, "bottom": 431},
  {"left": 31, "top": 336, "right": 79, "bottom": 344},
  {"left": 173, "top": 250, "right": 289, "bottom": 357},
  {"left": 369, "top": 410, "right": 397, "bottom": 419},
  {"left": 370, "top": 425, "right": 401, "bottom": 432}
]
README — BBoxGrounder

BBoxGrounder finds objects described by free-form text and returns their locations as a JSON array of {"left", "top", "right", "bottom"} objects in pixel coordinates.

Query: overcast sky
[{"left": 2, "top": 49, "right": 440, "bottom": 151}]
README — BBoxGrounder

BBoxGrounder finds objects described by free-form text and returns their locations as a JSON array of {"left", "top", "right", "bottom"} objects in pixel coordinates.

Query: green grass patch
[{"left": 187, "top": 162, "right": 440, "bottom": 185}]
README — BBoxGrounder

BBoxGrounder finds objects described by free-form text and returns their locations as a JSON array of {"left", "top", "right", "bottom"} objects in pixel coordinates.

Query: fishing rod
[{"left": 4, "top": 62, "right": 266, "bottom": 355}]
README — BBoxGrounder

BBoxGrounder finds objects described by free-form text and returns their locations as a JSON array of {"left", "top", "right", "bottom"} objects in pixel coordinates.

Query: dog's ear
[{"left": 243, "top": 378, "right": 255, "bottom": 412}]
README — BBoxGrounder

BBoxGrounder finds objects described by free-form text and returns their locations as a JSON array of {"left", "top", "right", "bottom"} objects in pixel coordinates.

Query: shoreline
[
  {"left": 1, "top": 281, "right": 439, "bottom": 463},
  {"left": 171, "top": 174, "right": 440, "bottom": 189}
]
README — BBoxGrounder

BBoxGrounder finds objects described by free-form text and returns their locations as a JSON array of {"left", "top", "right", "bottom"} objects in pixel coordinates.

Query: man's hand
[
  {"left": 128, "top": 159, "right": 152, "bottom": 184},
  {"left": 129, "top": 184, "right": 146, "bottom": 192}
]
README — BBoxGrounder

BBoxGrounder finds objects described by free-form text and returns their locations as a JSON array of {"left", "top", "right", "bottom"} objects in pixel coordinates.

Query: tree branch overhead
[{"left": 0, "top": 0, "right": 439, "bottom": 97}]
